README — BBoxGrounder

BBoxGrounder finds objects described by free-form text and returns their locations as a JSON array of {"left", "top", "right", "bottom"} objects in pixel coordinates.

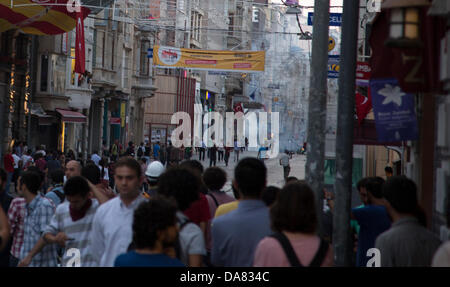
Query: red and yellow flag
[{"left": 0, "top": 0, "right": 89, "bottom": 35}]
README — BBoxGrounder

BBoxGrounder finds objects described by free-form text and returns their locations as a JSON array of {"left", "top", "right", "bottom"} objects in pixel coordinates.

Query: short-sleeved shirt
[
  {"left": 153, "top": 145, "right": 160, "bottom": 158},
  {"left": 352, "top": 205, "right": 391, "bottom": 267},
  {"left": 183, "top": 193, "right": 211, "bottom": 225},
  {"left": 177, "top": 212, "right": 206, "bottom": 266},
  {"left": 44, "top": 200, "right": 99, "bottom": 267},
  {"left": 253, "top": 233, "right": 334, "bottom": 267},
  {"left": 91, "top": 154, "right": 101, "bottom": 166},
  {"left": 114, "top": 251, "right": 185, "bottom": 267}
]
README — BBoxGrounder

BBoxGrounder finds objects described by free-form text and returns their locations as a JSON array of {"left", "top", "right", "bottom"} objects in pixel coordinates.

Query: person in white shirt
[
  {"left": 89, "top": 157, "right": 146, "bottom": 267},
  {"left": 91, "top": 151, "right": 101, "bottom": 167},
  {"left": 21, "top": 149, "right": 33, "bottom": 169}
]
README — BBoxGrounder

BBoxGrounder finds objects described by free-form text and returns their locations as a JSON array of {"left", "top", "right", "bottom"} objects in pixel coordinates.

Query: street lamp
[{"left": 382, "top": 0, "right": 430, "bottom": 48}]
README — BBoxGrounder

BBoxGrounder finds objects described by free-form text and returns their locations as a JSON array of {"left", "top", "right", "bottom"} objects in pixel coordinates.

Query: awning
[{"left": 56, "top": 109, "right": 86, "bottom": 123}]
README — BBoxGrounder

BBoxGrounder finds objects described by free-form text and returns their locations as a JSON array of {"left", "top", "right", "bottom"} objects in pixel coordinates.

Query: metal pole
[
  {"left": 333, "top": 0, "right": 359, "bottom": 267},
  {"left": 305, "top": 0, "right": 330, "bottom": 237}
]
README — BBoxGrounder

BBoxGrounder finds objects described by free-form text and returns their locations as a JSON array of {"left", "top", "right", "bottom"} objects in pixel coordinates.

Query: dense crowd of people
[{"left": 0, "top": 140, "right": 449, "bottom": 267}]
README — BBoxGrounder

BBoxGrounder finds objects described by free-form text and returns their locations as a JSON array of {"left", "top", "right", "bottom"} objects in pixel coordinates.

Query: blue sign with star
[{"left": 370, "top": 78, "right": 419, "bottom": 142}]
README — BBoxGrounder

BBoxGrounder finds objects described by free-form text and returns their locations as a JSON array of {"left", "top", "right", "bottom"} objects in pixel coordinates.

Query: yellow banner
[{"left": 153, "top": 45, "right": 265, "bottom": 73}]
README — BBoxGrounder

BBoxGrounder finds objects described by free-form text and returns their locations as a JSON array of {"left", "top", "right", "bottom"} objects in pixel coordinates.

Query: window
[
  {"left": 123, "top": 50, "right": 130, "bottom": 88},
  {"left": 110, "top": 35, "right": 115, "bottom": 70},
  {"left": 102, "top": 32, "right": 106, "bottom": 68},
  {"left": 40, "top": 55, "right": 49, "bottom": 92},
  {"left": 140, "top": 41, "right": 149, "bottom": 76}
]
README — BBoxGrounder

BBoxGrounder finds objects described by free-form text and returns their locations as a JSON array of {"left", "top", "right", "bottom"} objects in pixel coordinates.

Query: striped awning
[{"left": 0, "top": 0, "right": 89, "bottom": 35}]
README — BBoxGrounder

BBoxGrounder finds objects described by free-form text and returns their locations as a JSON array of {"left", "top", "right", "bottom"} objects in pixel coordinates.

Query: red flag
[
  {"left": 355, "top": 89, "right": 372, "bottom": 125},
  {"left": 234, "top": 102, "right": 244, "bottom": 113},
  {"left": 75, "top": 10, "right": 85, "bottom": 74}
]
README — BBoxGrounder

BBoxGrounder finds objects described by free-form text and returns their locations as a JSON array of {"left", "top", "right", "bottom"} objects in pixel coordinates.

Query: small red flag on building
[
  {"left": 75, "top": 10, "right": 86, "bottom": 74},
  {"left": 355, "top": 89, "right": 372, "bottom": 125}
]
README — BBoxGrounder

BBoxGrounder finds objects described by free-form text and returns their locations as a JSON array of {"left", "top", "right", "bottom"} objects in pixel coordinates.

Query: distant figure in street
[
  {"left": 385, "top": 166, "right": 393, "bottom": 178},
  {"left": 91, "top": 151, "right": 101, "bottom": 167},
  {"left": 153, "top": 142, "right": 160, "bottom": 160},
  {"left": 224, "top": 147, "right": 232, "bottom": 167},
  {"left": 234, "top": 140, "right": 240, "bottom": 162},
  {"left": 199, "top": 141, "right": 206, "bottom": 161},
  {"left": 375, "top": 176, "right": 441, "bottom": 267},
  {"left": 245, "top": 137, "right": 249, "bottom": 151},
  {"left": 209, "top": 145, "right": 217, "bottom": 167},
  {"left": 279, "top": 150, "right": 291, "bottom": 182}
]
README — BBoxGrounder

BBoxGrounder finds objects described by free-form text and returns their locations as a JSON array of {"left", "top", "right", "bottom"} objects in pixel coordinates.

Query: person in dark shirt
[
  {"left": 114, "top": 198, "right": 184, "bottom": 267},
  {"left": 0, "top": 168, "right": 12, "bottom": 265}
]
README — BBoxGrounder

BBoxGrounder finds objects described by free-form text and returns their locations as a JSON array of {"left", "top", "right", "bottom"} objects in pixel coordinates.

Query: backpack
[
  {"left": 174, "top": 218, "right": 192, "bottom": 260},
  {"left": 270, "top": 232, "right": 329, "bottom": 267},
  {"left": 49, "top": 186, "right": 65, "bottom": 204}
]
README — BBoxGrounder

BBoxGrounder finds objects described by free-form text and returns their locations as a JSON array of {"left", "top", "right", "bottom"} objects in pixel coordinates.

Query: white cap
[{"left": 145, "top": 161, "right": 165, "bottom": 180}]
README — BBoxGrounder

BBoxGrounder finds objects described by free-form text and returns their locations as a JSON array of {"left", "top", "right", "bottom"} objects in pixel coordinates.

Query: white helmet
[{"left": 145, "top": 161, "right": 165, "bottom": 181}]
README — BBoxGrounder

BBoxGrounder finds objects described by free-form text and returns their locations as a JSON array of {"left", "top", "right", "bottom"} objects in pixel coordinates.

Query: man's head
[
  {"left": 382, "top": 176, "right": 418, "bottom": 216},
  {"left": 65, "top": 160, "right": 82, "bottom": 179},
  {"left": 365, "top": 177, "right": 385, "bottom": 204},
  {"left": 357, "top": 177, "right": 370, "bottom": 205},
  {"left": 145, "top": 161, "right": 165, "bottom": 187},
  {"left": 0, "top": 168, "right": 6, "bottom": 192},
  {"left": 81, "top": 164, "right": 101, "bottom": 185},
  {"left": 203, "top": 167, "right": 227, "bottom": 191},
  {"left": 64, "top": 176, "right": 91, "bottom": 211},
  {"left": 385, "top": 166, "right": 393, "bottom": 178},
  {"left": 233, "top": 158, "right": 267, "bottom": 199},
  {"left": 158, "top": 167, "right": 200, "bottom": 211},
  {"left": 179, "top": 160, "right": 204, "bottom": 176},
  {"left": 50, "top": 169, "right": 65, "bottom": 185},
  {"left": 114, "top": 157, "right": 143, "bottom": 200},
  {"left": 18, "top": 171, "right": 41, "bottom": 196},
  {"left": 285, "top": 176, "right": 298, "bottom": 184},
  {"left": 132, "top": 198, "right": 178, "bottom": 250}
]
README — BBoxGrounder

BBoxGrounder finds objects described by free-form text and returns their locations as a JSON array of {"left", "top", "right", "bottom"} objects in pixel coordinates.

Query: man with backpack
[
  {"left": 137, "top": 142, "right": 145, "bottom": 159},
  {"left": 45, "top": 170, "right": 66, "bottom": 207}
]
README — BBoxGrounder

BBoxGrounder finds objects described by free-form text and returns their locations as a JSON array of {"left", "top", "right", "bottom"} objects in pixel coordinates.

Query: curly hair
[
  {"left": 132, "top": 198, "right": 177, "bottom": 249},
  {"left": 270, "top": 182, "right": 317, "bottom": 234},
  {"left": 157, "top": 167, "right": 200, "bottom": 211},
  {"left": 203, "top": 167, "right": 227, "bottom": 191}
]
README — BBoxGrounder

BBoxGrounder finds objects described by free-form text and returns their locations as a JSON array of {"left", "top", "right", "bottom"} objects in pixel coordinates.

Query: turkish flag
[
  {"left": 355, "top": 89, "right": 372, "bottom": 125},
  {"left": 234, "top": 102, "right": 244, "bottom": 113},
  {"left": 75, "top": 10, "right": 85, "bottom": 74}
]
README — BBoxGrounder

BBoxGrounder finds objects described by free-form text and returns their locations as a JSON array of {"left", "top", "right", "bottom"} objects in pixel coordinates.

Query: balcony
[
  {"left": 132, "top": 75, "right": 157, "bottom": 99},
  {"left": 91, "top": 67, "right": 117, "bottom": 89}
]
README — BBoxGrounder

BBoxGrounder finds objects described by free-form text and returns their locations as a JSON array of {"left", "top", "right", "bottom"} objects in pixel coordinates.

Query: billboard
[{"left": 153, "top": 46, "right": 265, "bottom": 73}]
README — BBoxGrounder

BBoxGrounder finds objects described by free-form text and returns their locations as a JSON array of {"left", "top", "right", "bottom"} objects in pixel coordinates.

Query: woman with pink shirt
[{"left": 253, "top": 181, "right": 334, "bottom": 267}]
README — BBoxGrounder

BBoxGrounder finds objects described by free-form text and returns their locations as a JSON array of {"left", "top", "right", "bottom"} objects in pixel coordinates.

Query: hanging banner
[
  {"left": 370, "top": 78, "right": 419, "bottom": 142},
  {"left": 153, "top": 45, "right": 265, "bottom": 73},
  {"left": 74, "top": 9, "right": 85, "bottom": 74},
  {"left": 0, "top": 0, "right": 90, "bottom": 35}
]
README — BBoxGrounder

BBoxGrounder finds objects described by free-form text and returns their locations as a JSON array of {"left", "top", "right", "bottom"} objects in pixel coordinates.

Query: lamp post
[{"left": 382, "top": 0, "right": 430, "bottom": 48}]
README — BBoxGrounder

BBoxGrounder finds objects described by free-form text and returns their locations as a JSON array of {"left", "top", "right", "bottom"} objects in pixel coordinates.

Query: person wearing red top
[{"left": 3, "top": 150, "right": 15, "bottom": 196}]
